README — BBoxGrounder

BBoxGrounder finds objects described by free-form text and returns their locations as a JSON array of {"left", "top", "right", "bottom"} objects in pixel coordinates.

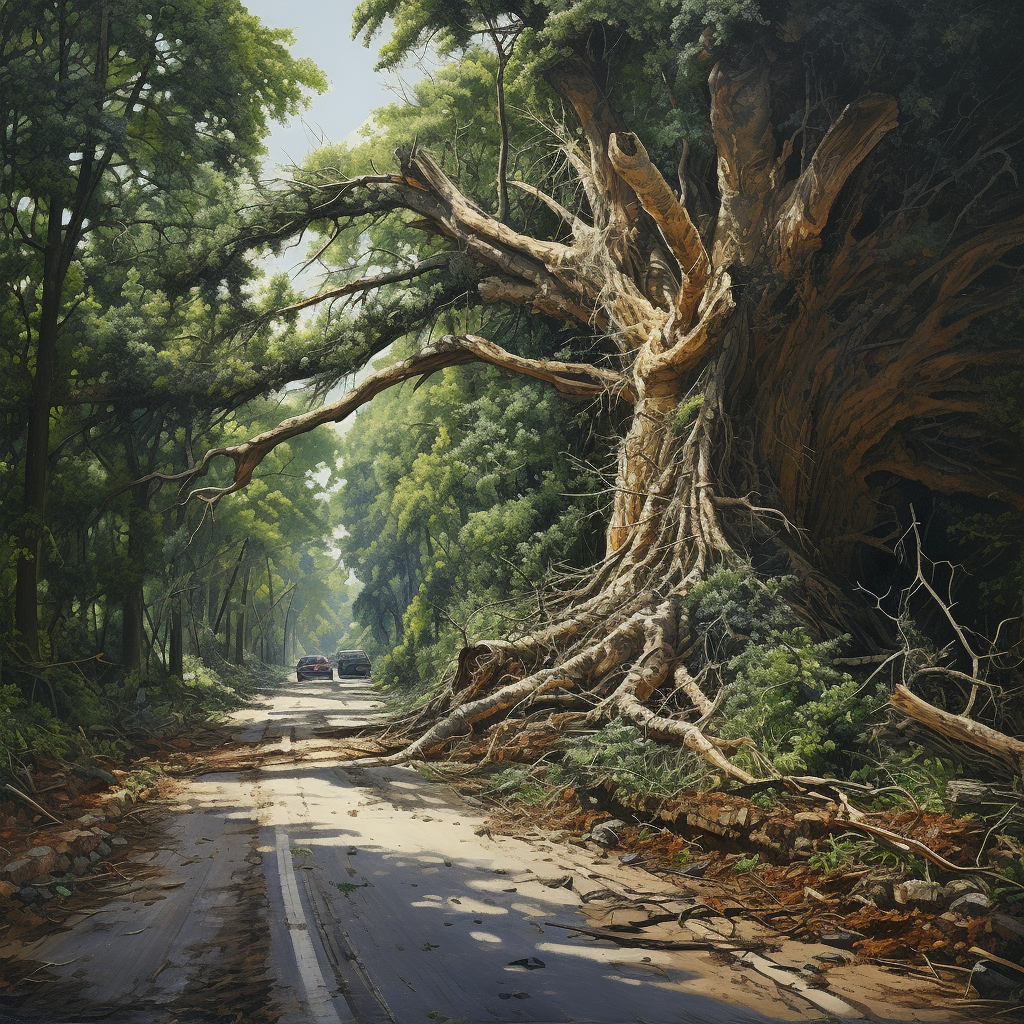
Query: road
[{"left": 0, "top": 675, "right": 965, "bottom": 1024}]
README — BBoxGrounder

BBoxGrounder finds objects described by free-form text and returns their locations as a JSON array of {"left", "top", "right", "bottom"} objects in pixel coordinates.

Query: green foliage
[
  {"left": 333, "top": 344, "right": 604, "bottom": 693},
  {"left": 722, "top": 628, "right": 882, "bottom": 775},
  {"left": 672, "top": 393, "right": 705, "bottom": 435},
  {"left": 849, "top": 749, "right": 959, "bottom": 813},
  {"left": 732, "top": 853, "right": 761, "bottom": 873},
  {"left": 552, "top": 720, "right": 706, "bottom": 798},
  {"left": 688, "top": 568, "right": 887, "bottom": 776},
  {"left": 0, "top": 683, "right": 71, "bottom": 780},
  {"left": 484, "top": 765, "right": 550, "bottom": 804}
]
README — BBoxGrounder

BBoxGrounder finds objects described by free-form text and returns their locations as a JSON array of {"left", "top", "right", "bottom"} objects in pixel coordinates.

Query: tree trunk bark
[
  {"left": 169, "top": 600, "right": 183, "bottom": 679},
  {"left": 14, "top": 204, "right": 63, "bottom": 660},
  {"left": 234, "top": 566, "right": 250, "bottom": 666},
  {"left": 121, "top": 483, "right": 148, "bottom": 673}
]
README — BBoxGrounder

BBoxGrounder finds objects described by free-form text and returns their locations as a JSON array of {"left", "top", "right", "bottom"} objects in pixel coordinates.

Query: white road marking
[{"left": 274, "top": 828, "right": 349, "bottom": 1023}]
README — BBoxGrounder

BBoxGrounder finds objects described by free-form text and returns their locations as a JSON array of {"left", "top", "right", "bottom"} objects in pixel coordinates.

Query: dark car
[
  {"left": 296, "top": 654, "right": 333, "bottom": 681},
  {"left": 336, "top": 649, "right": 371, "bottom": 678}
]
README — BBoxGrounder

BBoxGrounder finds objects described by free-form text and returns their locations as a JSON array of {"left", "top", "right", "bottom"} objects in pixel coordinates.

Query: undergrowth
[{"left": 0, "top": 646, "right": 270, "bottom": 786}]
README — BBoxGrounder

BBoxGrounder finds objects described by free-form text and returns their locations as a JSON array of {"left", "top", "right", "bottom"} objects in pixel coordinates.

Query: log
[{"left": 890, "top": 684, "right": 1024, "bottom": 777}]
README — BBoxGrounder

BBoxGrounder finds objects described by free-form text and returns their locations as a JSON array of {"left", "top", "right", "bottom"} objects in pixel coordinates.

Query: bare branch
[
  {"left": 608, "top": 131, "right": 709, "bottom": 321},
  {"left": 133, "top": 335, "right": 632, "bottom": 505},
  {"left": 272, "top": 253, "right": 451, "bottom": 316}
]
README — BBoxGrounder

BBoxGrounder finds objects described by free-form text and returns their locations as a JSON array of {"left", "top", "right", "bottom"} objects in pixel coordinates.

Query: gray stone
[
  {"left": 814, "top": 951, "right": 849, "bottom": 965},
  {"left": 56, "top": 855, "right": 71, "bottom": 873},
  {"left": 590, "top": 819, "right": 625, "bottom": 847},
  {"left": 111, "top": 836, "right": 128, "bottom": 847},
  {"left": 949, "top": 892, "right": 991, "bottom": 917},
  {"left": 17, "top": 887, "right": 39, "bottom": 903},
  {"left": 817, "top": 930, "right": 864, "bottom": 951},
  {"left": 71, "top": 856, "right": 90, "bottom": 876},
  {"left": 1, "top": 857, "right": 35, "bottom": 886},
  {"left": 88, "top": 851, "right": 101, "bottom": 864},
  {"left": 941, "top": 878, "right": 983, "bottom": 901},
  {"left": 96, "top": 841, "right": 112, "bottom": 857},
  {"left": 678, "top": 859, "right": 712, "bottom": 878}
]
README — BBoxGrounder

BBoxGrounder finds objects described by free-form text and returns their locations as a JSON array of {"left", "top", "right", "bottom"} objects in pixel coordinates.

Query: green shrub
[
  {"left": 552, "top": 720, "right": 707, "bottom": 798},
  {"left": 720, "top": 627, "right": 886, "bottom": 776},
  {"left": 686, "top": 567, "right": 887, "bottom": 777},
  {"left": 0, "top": 683, "right": 71, "bottom": 781}
]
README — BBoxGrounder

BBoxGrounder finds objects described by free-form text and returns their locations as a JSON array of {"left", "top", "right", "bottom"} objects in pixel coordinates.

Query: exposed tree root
[{"left": 151, "top": 46, "right": 1021, "bottom": 805}]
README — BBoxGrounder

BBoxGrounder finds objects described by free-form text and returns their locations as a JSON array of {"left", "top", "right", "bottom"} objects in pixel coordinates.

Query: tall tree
[
  {"left": 0, "top": 0, "right": 325, "bottom": 657},
  {"left": 169, "top": 0, "right": 1024, "bottom": 774}
]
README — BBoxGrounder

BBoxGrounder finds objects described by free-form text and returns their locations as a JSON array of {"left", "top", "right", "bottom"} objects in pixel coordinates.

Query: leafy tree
[
  {"left": 171, "top": 0, "right": 1024, "bottom": 776},
  {"left": 0, "top": 0, "right": 325, "bottom": 657}
]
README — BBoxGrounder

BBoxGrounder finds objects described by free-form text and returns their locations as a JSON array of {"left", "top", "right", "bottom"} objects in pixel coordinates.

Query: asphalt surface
[{"left": 0, "top": 676, "right": 961, "bottom": 1024}]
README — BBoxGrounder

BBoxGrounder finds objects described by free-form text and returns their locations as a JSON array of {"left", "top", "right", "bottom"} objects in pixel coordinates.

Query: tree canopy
[
  {"left": 166, "top": 0, "right": 1024, "bottom": 779},
  {"left": 2, "top": 0, "right": 1022, "bottom": 802}
]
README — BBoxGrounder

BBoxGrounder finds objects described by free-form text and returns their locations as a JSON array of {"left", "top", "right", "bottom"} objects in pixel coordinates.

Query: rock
[
  {"left": 88, "top": 851, "right": 101, "bottom": 865},
  {"left": 26, "top": 845, "right": 56, "bottom": 874},
  {"left": 590, "top": 819, "right": 625, "bottom": 847},
  {"left": 1, "top": 857, "right": 35, "bottom": 886},
  {"left": 793, "top": 837, "right": 812, "bottom": 852},
  {"left": 861, "top": 879, "right": 895, "bottom": 910},
  {"left": 793, "top": 811, "right": 829, "bottom": 837},
  {"left": 111, "top": 836, "right": 127, "bottom": 847},
  {"left": 894, "top": 879, "right": 942, "bottom": 905},
  {"left": 0, "top": 879, "right": 18, "bottom": 898},
  {"left": 817, "top": 930, "right": 864, "bottom": 951},
  {"left": 814, "top": 951, "right": 849, "bottom": 965},
  {"left": 17, "top": 887, "right": 40, "bottom": 903},
  {"left": 941, "top": 878, "right": 983, "bottom": 901},
  {"left": 678, "top": 859, "right": 712, "bottom": 878},
  {"left": 98, "top": 789, "right": 133, "bottom": 819},
  {"left": 971, "top": 962, "right": 1022, "bottom": 999},
  {"left": 56, "top": 855, "right": 71, "bottom": 873},
  {"left": 71, "top": 856, "right": 90, "bottom": 876},
  {"left": 96, "top": 841, "right": 111, "bottom": 857},
  {"left": 53, "top": 829, "right": 99, "bottom": 856},
  {"left": 537, "top": 875, "right": 574, "bottom": 889},
  {"left": 949, "top": 892, "right": 991, "bottom": 917},
  {"left": 619, "top": 852, "right": 642, "bottom": 865},
  {"left": 89, "top": 827, "right": 111, "bottom": 839},
  {"left": 2, "top": 846, "right": 56, "bottom": 885}
]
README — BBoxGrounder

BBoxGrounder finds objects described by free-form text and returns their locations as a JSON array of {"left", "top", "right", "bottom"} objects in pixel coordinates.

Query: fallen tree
[{"left": 157, "top": 2, "right": 1024, "bottom": 779}]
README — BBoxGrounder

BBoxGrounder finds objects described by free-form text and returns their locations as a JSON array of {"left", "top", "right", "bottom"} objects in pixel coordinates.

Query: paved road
[{"left": 0, "top": 676, "right": 956, "bottom": 1023}]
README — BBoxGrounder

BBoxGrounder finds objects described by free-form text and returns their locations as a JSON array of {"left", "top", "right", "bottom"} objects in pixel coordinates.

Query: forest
[{"left": 2, "top": 0, "right": 1023, "bottom": 870}]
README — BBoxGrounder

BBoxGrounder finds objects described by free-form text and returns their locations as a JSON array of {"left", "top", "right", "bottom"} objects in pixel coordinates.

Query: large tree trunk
[{"left": 162, "top": 50, "right": 1023, "bottom": 774}]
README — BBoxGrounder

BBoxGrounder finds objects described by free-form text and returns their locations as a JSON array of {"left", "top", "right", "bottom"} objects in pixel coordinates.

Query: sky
[
  {"left": 240, "top": 2, "right": 415, "bottom": 290},
  {"left": 242, "top": 1, "right": 403, "bottom": 173}
]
